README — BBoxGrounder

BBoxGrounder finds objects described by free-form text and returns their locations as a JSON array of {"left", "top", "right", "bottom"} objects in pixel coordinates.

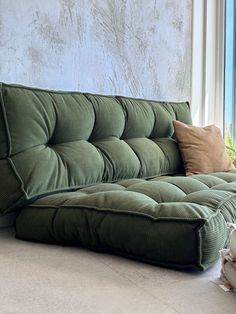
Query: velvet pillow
[{"left": 173, "top": 120, "right": 235, "bottom": 176}]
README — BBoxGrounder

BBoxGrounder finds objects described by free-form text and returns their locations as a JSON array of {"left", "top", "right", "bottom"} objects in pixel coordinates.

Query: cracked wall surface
[{"left": 0, "top": 0, "right": 192, "bottom": 101}]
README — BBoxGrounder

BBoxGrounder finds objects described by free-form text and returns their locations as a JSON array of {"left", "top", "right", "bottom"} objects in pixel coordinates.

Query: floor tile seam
[{"left": 100, "top": 261, "right": 182, "bottom": 314}]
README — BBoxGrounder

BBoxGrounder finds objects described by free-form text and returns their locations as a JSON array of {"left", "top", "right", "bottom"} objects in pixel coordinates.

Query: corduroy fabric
[
  {"left": 16, "top": 171, "right": 236, "bottom": 270},
  {"left": 1, "top": 82, "right": 236, "bottom": 270},
  {"left": 0, "top": 83, "right": 191, "bottom": 213}
]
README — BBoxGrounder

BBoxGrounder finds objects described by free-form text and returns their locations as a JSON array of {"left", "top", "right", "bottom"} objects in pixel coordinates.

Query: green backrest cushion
[{"left": 0, "top": 83, "right": 192, "bottom": 213}]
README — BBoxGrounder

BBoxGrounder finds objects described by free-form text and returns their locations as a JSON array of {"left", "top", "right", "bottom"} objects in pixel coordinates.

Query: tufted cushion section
[
  {"left": 0, "top": 83, "right": 191, "bottom": 213},
  {"left": 2, "top": 82, "right": 236, "bottom": 270},
  {"left": 16, "top": 171, "right": 236, "bottom": 270}
]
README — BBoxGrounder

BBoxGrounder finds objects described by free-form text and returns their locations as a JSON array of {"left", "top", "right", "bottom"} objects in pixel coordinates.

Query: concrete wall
[
  {"left": 0, "top": 0, "right": 192, "bottom": 227},
  {"left": 0, "top": 0, "right": 192, "bottom": 100}
]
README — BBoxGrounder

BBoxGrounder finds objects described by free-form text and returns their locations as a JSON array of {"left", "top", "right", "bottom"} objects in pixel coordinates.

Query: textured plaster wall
[
  {"left": 0, "top": 0, "right": 192, "bottom": 101},
  {"left": 0, "top": 1, "right": 192, "bottom": 226}
]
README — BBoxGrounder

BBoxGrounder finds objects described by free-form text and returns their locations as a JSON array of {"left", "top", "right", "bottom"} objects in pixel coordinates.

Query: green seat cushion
[{"left": 16, "top": 172, "right": 236, "bottom": 270}]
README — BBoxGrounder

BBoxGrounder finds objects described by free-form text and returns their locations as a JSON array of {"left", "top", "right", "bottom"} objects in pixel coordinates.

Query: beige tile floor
[{"left": 1, "top": 227, "right": 236, "bottom": 314}]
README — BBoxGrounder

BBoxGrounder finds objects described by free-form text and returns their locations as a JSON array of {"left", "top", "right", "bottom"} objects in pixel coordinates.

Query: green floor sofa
[{"left": 1, "top": 82, "right": 236, "bottom": 270}]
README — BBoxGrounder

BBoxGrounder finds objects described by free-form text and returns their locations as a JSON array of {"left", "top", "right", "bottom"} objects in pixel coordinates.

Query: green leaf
[{"left": 225, "top": 127, "right": 236, "bottom": 162}]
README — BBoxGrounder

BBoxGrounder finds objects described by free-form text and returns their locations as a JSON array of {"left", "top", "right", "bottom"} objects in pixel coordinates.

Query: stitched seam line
[
  {"left": 26, "top": 202, "right": 208, "bottom": 222},
  {"left": 216, "top": 194, "right": 236, "bottom": 210},
  {"left": 7, "top": 157, "right": 29, "bottom": 198}
]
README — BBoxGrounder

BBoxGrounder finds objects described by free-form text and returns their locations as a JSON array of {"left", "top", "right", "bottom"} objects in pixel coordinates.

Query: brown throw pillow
[{"left": 173, "top": 120, "right": 235, "bottom": 176}]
